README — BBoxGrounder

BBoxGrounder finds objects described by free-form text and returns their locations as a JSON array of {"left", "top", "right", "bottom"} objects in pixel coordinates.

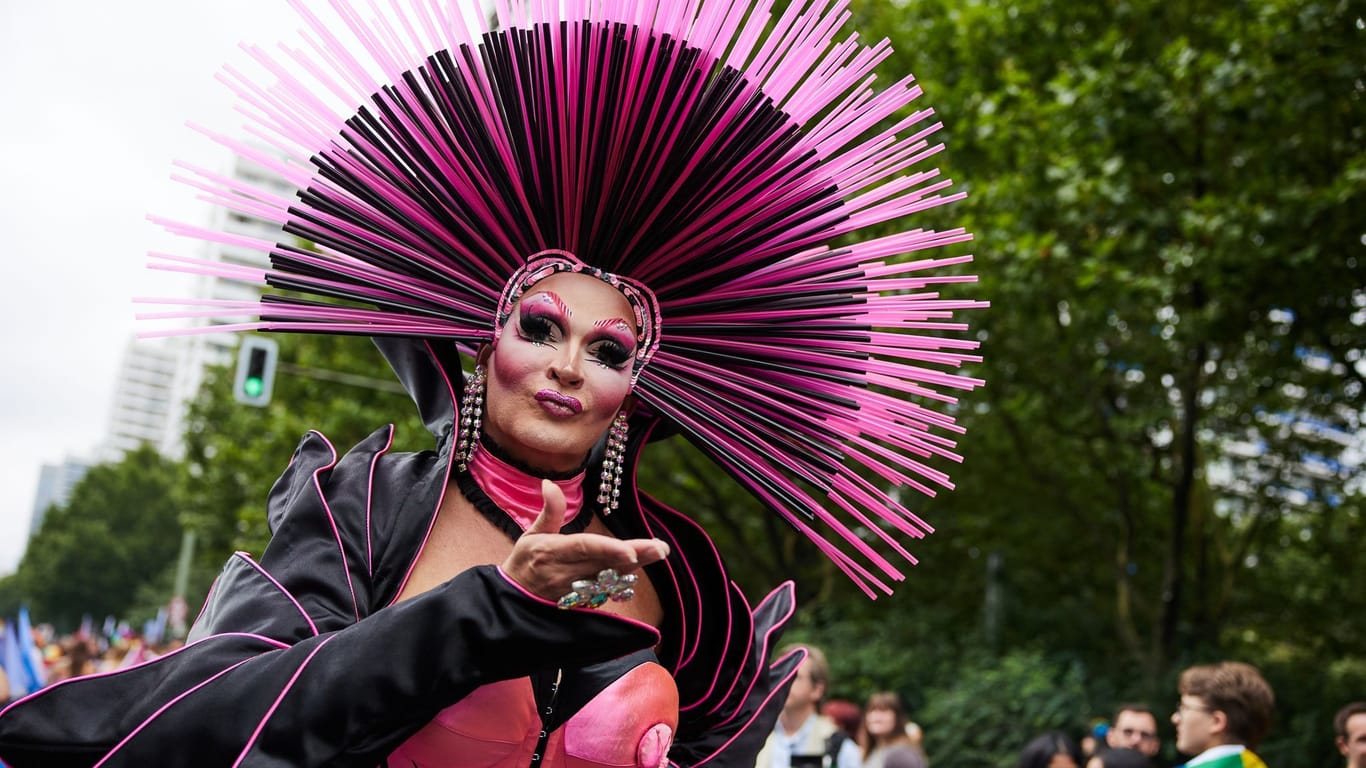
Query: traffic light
[{"left": 233, "top": 336, "right": 279, "bottom": 407}]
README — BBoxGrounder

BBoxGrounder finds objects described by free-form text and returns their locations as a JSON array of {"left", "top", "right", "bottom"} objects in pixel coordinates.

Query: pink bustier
[{"left": 389, "top": 660, "right": 678, "bottom": 768}]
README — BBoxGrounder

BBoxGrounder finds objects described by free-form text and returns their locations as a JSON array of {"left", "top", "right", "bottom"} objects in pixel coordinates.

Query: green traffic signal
[{"left": 234, "top": 337, "right": 279, "bottom": 406}]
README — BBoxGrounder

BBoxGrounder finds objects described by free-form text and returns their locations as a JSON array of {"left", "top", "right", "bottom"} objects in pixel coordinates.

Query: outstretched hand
[{"left": 502, "top": 480, "right": 669, "bottom": 604}]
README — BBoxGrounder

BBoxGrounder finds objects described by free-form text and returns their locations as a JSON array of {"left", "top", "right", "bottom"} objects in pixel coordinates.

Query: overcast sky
[{"left": 0, "top": 2, "right": 315, "bottom": 573}]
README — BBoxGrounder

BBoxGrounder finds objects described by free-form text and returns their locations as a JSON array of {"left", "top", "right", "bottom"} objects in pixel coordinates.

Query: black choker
[{"left": 477, "top": 432, "right": 588, "bottom": 480}]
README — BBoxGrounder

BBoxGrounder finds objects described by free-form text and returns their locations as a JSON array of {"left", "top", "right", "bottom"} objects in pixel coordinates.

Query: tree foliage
[
  {"left": 9, "top": 445, "right": 182, "bottom": 632},
  {"left": 725, "top": 0, "right": 1363, "bottom": 765},
  {"left": 178, "top": 333, "right": 430, "bottom": 587},
  {"left": 764, "top": 1, "right": 1360, "bottom": 759}
]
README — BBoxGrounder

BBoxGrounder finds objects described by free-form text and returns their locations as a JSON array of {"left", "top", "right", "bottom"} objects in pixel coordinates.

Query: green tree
[
  {"left": 180, "top": 332, "right": 430, "bottom": 575},
  {"left": 852, "top": 0, "right": 1363, "bottom": 665},
  {"left": 716, "top": 1, "right": 1363, "bottom": 764},
  {"left": 11, "top": 445, "right": 183, "bottom": 632},
  {"left": 918, "top": 649, "right": 1092, "bottom": 768}
]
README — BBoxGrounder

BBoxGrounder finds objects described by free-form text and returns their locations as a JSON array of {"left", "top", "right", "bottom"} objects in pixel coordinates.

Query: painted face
[
  {"left": 1107, "top": 710, "right": 1160, "bottom": 756},
  {"left": 481, "top": 272, "right": 638, "bottom": 474}
]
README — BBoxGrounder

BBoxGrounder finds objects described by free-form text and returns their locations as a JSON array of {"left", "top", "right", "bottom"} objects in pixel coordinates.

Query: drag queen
[{"left": 0, "top": 0, "right": 983, "bottom": 766}]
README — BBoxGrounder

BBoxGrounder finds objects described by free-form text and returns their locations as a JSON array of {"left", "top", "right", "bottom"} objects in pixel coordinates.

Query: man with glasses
[
  {"left": 1170, "top": 662, "right": 1274, "bottom": 768},
  {"left": 1106, "top": 704, "right": 1162, "bottom": 760}
]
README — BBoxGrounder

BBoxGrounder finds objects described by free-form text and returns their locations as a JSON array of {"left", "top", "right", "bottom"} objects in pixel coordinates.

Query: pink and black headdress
[{"left": 141, "top": 0, "right": 986, "bottom": 596}]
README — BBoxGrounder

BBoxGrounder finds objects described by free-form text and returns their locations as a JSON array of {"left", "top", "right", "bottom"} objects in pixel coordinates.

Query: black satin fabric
[{"left": 0, "top": 337, "right": 798, "bottom": 768}]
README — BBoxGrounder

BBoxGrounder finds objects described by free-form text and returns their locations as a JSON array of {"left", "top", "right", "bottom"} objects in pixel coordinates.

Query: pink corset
[{"left": 389, "top": 660, "right": 678, "bottom": 768}]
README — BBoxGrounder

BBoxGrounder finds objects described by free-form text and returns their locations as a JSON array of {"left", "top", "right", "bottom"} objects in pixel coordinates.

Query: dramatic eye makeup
[
  {"left": 589, "top": 319, "right": 637, "bottom": 369},
  {"left": 516, "top": 292, "right": 569, "bottom": 343},
  {"left": 514, "top": 292, "right": 636, "bottom": 369}
]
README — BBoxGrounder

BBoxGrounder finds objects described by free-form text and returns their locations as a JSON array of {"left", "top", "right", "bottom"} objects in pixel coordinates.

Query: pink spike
[{"left": 142, "top": 0, "right": 985, "bottom": 594}]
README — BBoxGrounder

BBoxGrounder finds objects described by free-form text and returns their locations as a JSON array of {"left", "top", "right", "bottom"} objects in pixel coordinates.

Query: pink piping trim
[
  {"left": 644, "top": 502, "right": 735, "bottom": 712},
  {"left": 231, "top": 634, "right": 341, "bottom": 768},
  {"left": 302, "top": 430, "right": 361, "bottom": 622},
  {"left": 494, "top": 566, "right": 663, "bottom": 640},
  {"left": 692, "top": 647, "right": 807, "bottom": 767},
  {"left": 92, "top": 656, "right": 258, "bottom": 767},
  {"left": 708, "top": 582, "right": 797, "bottom": 730},
  {"left": 633, "top": 501, "right": 686, "bottom": 669},
  {"left": 704, "top": 583, "right": 753, "bottom": 717},
  {"left": 0, "top": 632, "right": 289, "bottom": 718},
  {"left": 234, "top": 551, "right": 320, "bottom": 637},
  {"left": 387, "top": 339, "right": 459, "bottom": 605},
  {"left": 365, "top": 424, "right": 397, "bottom": 577},
  {"left": 628, "top": 422, "right": 689, "bottom": 672},
  {"left": 642, "top": 512, "right": 699, "bottom": 670}
]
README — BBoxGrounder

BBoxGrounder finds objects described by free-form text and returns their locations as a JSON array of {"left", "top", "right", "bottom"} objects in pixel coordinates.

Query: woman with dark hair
[
  {"left": 858, "top": 692, "right": 928, "bottom": 768},
  {"left": 1017, "top": 731, "right": 1086, "bottom": 768},
  {"left": 0, "top": 0, "right": 982, "bottom": 765}
]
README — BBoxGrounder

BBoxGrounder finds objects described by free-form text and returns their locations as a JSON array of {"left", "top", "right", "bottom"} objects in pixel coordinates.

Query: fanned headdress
[{"left": 141, "top": 0, "right": 986, "bottom": 596}]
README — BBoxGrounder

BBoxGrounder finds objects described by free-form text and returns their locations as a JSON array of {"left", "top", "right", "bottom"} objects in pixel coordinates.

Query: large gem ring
[{"left": 557, "top": 569, "right": 637, "bottom": 609}]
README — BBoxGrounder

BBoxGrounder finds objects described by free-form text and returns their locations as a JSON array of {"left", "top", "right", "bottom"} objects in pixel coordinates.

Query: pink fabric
[
  {"left": 390, "top": 662, "right": 678, "bottom": 768},
  {"left": 468, "top": 443, "right": 584, "bottom": 531}
]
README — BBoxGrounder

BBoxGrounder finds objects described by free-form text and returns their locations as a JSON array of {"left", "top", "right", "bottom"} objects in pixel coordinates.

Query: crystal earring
[
  {"left": 456, "top": 366, "right": 486, "bottom": 471},
  {"left": 597, "top": 411, "right": 629, "bottom": 515}
]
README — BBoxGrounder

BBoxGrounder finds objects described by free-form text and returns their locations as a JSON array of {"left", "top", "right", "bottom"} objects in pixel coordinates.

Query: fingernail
[{"left": 655, "top": 540, "right": 670, "bottom": 559}]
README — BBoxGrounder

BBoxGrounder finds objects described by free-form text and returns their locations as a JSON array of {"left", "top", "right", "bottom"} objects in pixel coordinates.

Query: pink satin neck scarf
[{"left": 467, "top": 444, "right": 585, "bottom": 531}]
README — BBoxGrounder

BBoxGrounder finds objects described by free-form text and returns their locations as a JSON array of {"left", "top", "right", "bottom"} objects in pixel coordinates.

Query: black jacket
[{"left": 0, "top": 338, "right": 798, "bottom": 767}]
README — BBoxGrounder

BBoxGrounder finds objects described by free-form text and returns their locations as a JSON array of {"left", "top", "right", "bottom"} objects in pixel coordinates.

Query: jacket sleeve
[
  {"left": 0, "top": 429, "right": 659, "bottom": 768},
  {"left": 632, "top": 491, "right": 800, "bottom": 768},
  {"left": 668, "top": 583, "right": 802, "bottom": 768}
]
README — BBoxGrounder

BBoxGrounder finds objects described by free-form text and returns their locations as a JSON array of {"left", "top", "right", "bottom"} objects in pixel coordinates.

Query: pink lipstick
[{"left": 535, "top": 389, "right": 583, "bottom": 415}]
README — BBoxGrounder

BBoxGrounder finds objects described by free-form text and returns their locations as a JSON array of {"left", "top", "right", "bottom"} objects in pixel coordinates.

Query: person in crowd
[
  {"left": 823, "top": 699, "right": 863, "bottom": 741},
  {"left": 1079, "top": 721, "right": 1105, "bottom": 762},
  {"left": 905, "top": 719, "right": 925, "bottom": 750},
  {"left": 1017, "top": 731, "right": 1085, "bottom": 768},
  {"left": 1336, "top": 702, "right": 1366, "bottom": 768},
  {"left": 1106, "top": 704, "right": 1161, "bottom": 759},
  {"left": 1086, "top": 747, "right": 1151, "bottom": 768},
  {"left": 856, "top": 691, "right": 927, "bottom": 768},
  {"left": 756, "top": 645, "right": 862, "bottom": 768},
  {"left": 0, "top": 0, "right": 979, "bottom": 764},
  {"left": 1170, "top": 661, "right": 1274, "bottom": 768},
  {"left": 44, "top": 636, "right": 95, "bottom": 683},
  {"left": 882, "top": 742, "right": 928, "bottom": 768}
]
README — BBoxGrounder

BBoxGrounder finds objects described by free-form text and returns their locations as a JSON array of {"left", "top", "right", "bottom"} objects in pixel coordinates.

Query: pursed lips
[{"left": 535, "top": 389, "right": 583, "bottom": 414}]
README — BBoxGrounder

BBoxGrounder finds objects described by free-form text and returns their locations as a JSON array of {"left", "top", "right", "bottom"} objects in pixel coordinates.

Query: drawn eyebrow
[{"left": 524, "top": 290, "right": 571, "bottom": 317}]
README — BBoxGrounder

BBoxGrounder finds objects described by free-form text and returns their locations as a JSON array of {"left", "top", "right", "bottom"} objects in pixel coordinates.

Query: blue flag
[
  {"left": 2, "top": 620, "right": 37, "bottom": 700},
  {"left": 16, "top": 606, "right": 45, "bottom": 691}
]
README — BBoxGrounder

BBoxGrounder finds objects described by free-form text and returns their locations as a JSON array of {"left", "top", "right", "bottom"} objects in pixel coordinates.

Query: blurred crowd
[
  {"left": 4, "top": 626, "right": 1365, "bottom": 768},
  {"left": 757, "top": 646, "right": 1365, "bottom": 768},
  {"left": 1, "top": 609, "right": 184, "bottom": 707}
]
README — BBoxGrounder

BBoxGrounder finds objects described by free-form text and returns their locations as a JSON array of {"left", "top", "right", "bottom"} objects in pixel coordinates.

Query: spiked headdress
[{"left": 142, "top": 0, "right": 985, "bottom": 596}]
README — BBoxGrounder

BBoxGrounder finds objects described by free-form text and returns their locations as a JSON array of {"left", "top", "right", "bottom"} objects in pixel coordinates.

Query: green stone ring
[{"left": 557, "top": 569, "right": 638, "bottom": 609}]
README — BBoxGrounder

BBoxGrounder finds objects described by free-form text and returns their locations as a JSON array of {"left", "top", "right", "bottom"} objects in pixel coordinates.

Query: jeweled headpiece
[
  {"left": 494, "top": 250, "right": 662, "bottom": 386},
  {"left": 141, "top": 0, "right": 986, "bottom": 596}
]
